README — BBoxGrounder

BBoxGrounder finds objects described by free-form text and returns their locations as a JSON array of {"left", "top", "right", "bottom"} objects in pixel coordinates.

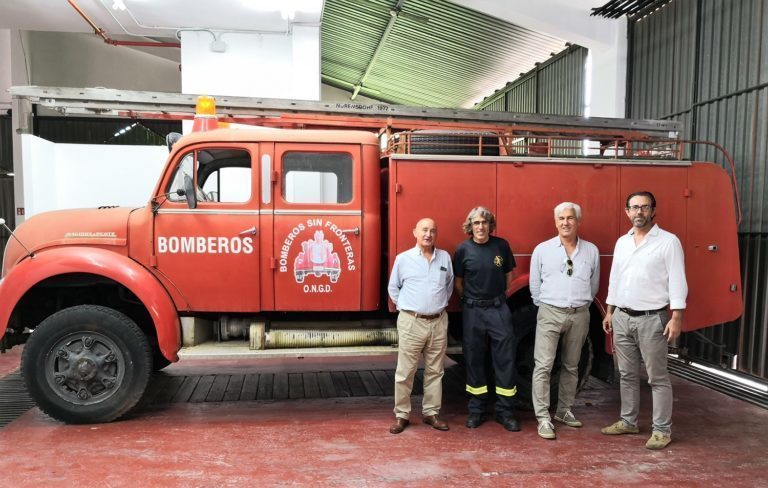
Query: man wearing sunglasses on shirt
[
  {"left": 529, "top": 202, "right": 600, "bottom": 440},
  {"left": 601, "top": 191, "right": 687, "bottom": 450}
]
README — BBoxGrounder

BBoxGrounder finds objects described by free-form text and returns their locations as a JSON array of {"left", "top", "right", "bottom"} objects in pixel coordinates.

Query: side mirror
[
  {"left": 166, "top": 132, "right": 182, "bottom": 152},
  {"left": 183, "top": 175, "right": 197, "bottom": 209}
]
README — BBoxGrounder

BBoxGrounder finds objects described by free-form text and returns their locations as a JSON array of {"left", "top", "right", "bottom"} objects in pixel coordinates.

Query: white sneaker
[
  {"left": 554, "top": 410, "right": 583, "bottom": 428},
  {"left": 537, "top": 420, "right": 556, "bottom": 439}
]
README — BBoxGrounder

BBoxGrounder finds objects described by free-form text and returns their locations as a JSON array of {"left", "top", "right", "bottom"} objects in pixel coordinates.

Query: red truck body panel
[{"left": 388, "top": 155, "right": 742, "bottom": 331}]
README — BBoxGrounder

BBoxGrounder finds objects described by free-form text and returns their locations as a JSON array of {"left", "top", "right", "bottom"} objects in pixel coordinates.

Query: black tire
[
  {"left": 513, "top": 304, "right": 593, "bottom": 410},
  {"left": 21, "top": 305, "right": 152, "bottom": 424}
]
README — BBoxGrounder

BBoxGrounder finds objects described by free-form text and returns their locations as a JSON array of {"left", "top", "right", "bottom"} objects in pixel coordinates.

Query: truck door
[
  {"left": 154, "top": 145, "right": 260, "bottom": 312},
  {"left": 273, "top": 144, "right": 362, "bottom": 311}
]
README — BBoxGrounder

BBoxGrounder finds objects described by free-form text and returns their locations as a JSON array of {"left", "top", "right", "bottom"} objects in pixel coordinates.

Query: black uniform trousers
[{"left": 462, "top": 300, "right": 517, "bottom": 417}]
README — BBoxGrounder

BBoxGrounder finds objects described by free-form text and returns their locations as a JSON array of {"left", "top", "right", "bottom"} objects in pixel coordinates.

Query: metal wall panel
[
  {"left": 0, "top": 116, "right": 12, "bottom": 253},
  {"left": 538, "top": 46, "right": 585, "bottom": 116},
  {"left": 505, "top": 75, "right": 537, "bottom": 113},
  {"left": 476, "top": 45, "right": 587, "bottom": 116},
  {"left": 629, "top": 0, "right": 768, "bottom": 379},
  {"left": 629, "top": 0, "right": 697, "bottom": 120},
  {"left": 481, "top": 93, "right": 506, "bottom": 112},
  {"left": 0, "top": 116, "right": 11, "bottom": 173}
]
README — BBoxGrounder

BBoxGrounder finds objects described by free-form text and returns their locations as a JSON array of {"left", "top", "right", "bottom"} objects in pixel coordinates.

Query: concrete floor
[{"left": 0, "top": 353, "right": 766, "bottom": 487}]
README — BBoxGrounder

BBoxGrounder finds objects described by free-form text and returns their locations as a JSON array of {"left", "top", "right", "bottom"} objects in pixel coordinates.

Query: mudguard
[
  {"left": 508, "top": 273, "right": 531, "bottom": 298},
  {"left": 0, "top": 247, "right": 180, "bottom": 362}
]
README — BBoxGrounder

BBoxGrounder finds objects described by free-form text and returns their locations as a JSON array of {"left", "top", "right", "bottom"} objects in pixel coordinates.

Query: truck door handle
[
  {"left": 239, "top": 226, "right": 258, "bottom": 236},
  {"left": 341, "top": 227, "right": 360, "bottom": 236}
]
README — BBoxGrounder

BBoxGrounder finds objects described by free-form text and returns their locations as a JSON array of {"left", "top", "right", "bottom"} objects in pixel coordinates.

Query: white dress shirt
[
  {"left": 388, "top": 246, "right": 454, "bottom": 315},
  {"left": 606, "top": 224, "right": 688, "bottom": 310},
  {"left": 529, "top": 236, "right": 600, "bottom": 308}
]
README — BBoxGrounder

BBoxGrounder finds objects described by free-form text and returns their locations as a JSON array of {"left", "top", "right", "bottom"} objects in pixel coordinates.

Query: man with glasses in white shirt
[
  {"left": 601, "top": 191, "right": 688, "bottom": 450},
  {"left": 530, "top": 202, "right": 600, "bottom": 440}
]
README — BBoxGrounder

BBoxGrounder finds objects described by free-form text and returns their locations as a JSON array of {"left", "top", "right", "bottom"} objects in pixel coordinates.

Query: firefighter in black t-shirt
[{"left": 453, "top": 206, "right": 520, "bottom": 432}]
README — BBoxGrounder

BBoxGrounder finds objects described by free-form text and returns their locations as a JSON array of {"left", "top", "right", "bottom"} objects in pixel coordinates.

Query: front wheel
[{"left": 21, "top": 305, "right": 152, "bottom": 424}]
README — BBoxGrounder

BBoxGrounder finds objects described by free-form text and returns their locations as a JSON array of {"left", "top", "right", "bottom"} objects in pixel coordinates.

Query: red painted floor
[{"left": 0, "top": 356, "right": 766, "bottom": 487}]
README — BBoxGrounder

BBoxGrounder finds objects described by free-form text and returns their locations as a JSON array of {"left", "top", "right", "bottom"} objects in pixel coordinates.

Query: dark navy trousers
[{"left": 462, "top": 302, "right": 518, "bottom": 417}]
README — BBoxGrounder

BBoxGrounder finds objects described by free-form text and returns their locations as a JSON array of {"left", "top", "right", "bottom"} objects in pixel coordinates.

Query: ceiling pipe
[
  {"left": 67, "top": 0, "right": 180, "bottom": 48},
  {"left": 351, "top": 0, "right": 407, "bottom": 100}
]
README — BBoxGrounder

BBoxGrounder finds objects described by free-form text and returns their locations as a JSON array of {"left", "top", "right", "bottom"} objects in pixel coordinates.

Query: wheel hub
[
  {"left": 47, "top": 334, "right": 123, "bottom": 405},
  {"left": 75, "top": 357, "right": 98, "bottom": 381}
]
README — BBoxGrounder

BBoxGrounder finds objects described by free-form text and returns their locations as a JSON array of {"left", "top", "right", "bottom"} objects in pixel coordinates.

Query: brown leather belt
[
  {"left": 619, "top": 307, "right": 667, "bottom": 317},
  {"left": 401, "top": 310, "right": 442, "bottom": 320}
]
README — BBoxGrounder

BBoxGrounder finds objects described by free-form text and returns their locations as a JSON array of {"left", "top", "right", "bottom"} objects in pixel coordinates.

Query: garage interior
[{"left": 1, "top": 0, "right": 768, "bottom": 486}]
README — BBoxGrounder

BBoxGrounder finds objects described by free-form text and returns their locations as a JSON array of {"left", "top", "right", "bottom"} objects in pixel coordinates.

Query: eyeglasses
[
  {"left": 627, "top": 204, "right": 653, "bottom": 213},
  {"left": 472, "top": 220, "right": 489, "bottom": 226},
  {"left": 563, "top": 258, "right": 573, "bottom": 276}
]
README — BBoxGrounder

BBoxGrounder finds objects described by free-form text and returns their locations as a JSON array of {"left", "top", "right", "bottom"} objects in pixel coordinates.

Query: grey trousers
[
  {"left": 532, "top": 303, "right": 589, "bottom": 422},
  {"left": 612, "top": 309, "right": 673, "bottom": 435},
  {"left": 393, "top": 311, "right": 448, "bottom": 419}
]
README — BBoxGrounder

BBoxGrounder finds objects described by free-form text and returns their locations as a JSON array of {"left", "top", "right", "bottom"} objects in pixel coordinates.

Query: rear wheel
[{"left": 21, "top": 305, "right": 152, "bottom": 424}]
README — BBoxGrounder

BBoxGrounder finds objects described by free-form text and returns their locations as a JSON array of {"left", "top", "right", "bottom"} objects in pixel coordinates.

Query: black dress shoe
[
  {"left": 389, "top": 417, "right": 409, "bottom": 434},
  {"left": 495, "top": 415, "right": 520, "bottom": 432},
  {"left": 466, "top": 413, "right": 485, "bottom": 428}
]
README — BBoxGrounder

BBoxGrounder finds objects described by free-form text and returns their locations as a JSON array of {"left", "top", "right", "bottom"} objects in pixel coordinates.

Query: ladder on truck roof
[
  {"left": 8, "top": 85, "right": 740, "bottom": 223},
  {"left": 10, "top": 85, "right": 679, "bottom": 141}
]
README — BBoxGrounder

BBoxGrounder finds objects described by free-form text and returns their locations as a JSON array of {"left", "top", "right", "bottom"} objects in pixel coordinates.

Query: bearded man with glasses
[
  {"left": 529, "top": 202, "right": 600, "bottom": 440},
  {"left": 601, "top": 191, "right": 688, "bottom": 450}
]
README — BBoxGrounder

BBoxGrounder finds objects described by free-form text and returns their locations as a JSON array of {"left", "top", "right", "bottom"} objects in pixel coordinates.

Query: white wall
[
  {"left": 25, "top": 31, "right": 180, "bottom": 91},
  {"left": 20, "top": 135, "right": 56, "bottom": 217},
  {"left": 21, "top": 135, "right": 167, "bottom": 217},
  {"left": 0, "top": 30, "right": 11, "bottom": 111},
  {"left": 180, "top": 26, "right": 320, "bottom": 100}
]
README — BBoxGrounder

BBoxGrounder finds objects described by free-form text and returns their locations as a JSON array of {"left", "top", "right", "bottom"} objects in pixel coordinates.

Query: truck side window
[
  {"left": 166, "top": 149, "right": 252, "bottom": 204},
  {"left": 167, "top": 153, "right": 195, "bottom": 202},
  {"left": 197, "top": 149, "right": 252, "bottom": 203},
  {"left": 282, "top": 152, "right": 353, "bottom": 204}
]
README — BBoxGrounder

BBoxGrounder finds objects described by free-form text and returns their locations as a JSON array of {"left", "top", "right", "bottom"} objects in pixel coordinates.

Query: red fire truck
[{"left": 0, "top": 88, "right": 743, "bottom": 423}]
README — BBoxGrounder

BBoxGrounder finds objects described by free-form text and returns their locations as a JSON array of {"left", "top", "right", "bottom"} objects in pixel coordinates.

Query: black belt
[
  {"left": 618, "top": 307, "right": 667, "bottom": 317},
  {"left": 463, "top": 297, "right": 504, "bottom": 308},
  {"left": 401, "top": 310, "right": 442, "bottom": 320}
]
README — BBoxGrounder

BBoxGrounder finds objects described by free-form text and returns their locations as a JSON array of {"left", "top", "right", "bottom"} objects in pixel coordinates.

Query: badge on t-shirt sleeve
[{"left": 494, "top": 256, "right": 503, "bottom": 267}]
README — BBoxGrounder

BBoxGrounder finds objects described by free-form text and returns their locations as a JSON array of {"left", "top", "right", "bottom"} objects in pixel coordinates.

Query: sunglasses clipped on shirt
[{"left": 561, "top": 258, "right": 574, "bottom": 276}]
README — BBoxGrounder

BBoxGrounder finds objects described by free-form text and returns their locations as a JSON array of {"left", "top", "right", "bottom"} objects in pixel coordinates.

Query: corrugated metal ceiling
[{"left": 321, "top": 0, "right": 569, "bottom": 108}]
